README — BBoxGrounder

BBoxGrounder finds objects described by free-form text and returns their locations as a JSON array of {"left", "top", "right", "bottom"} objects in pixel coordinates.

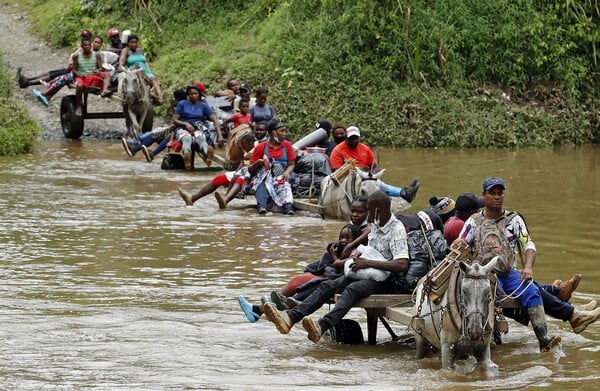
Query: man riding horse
[{"left": 329, "top": 126, "right": 420, "bottom": 203}]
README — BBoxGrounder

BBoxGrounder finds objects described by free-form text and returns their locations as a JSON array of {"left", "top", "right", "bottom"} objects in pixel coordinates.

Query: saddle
[
  {"left": 329, "top": 159, "right": 356, "bottom": 185},
  {"left": 425, "top": 240, "right": 473, "bottom": 304}
]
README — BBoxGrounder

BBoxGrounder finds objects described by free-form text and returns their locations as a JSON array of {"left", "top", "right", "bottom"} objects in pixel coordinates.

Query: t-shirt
[
  {"left": 175, "top": 100, "right": 214, "bottom": 124},
  {"left": 249, "top": 103, "right": 275, "bottom": 123},
  {"left": 459, "top": 210, "right": 536, "bottom": 255},
  {"left": 443, "top": 216, "right": 464, "bottom": 244},
  {"left": 76, "top": 52, "right": 99, "bottom": 76},
  {"left": 329, "top": 142, "right": 377, "bottom": 170},
  {"left": 367, "top": 214, "right": 409, "bottom": 261},
  {"left": 250, "top": 140, "right": 296, "bottom": 164},
  {"left": 228, "top": 112, "right": 251, "bottom": 128}
]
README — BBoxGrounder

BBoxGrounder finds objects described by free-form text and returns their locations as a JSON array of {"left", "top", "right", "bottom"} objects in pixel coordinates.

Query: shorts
[
  {"left": 75, "top": 73, "right": 104, "bottom": 89},
  {"left": 211, "top": 172, "right": 244, "bottom": 187}
]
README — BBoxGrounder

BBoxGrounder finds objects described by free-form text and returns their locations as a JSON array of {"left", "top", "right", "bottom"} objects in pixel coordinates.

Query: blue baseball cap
[{"left": 483, "top": 177, "right": 506, "bottom": 191}]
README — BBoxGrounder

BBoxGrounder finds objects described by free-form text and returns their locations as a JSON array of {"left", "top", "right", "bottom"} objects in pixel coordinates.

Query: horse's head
[
  {"left": 356, "top": 168, "right": 386, "bottom": 198},
  {"left": 459, "top": 256, "right": 498, "bottom": 341},
  {"left": 122, "top": 68, "right": 145, "bottom": 104}
]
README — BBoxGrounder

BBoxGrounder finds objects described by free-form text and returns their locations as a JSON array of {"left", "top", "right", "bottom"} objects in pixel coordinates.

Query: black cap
[
  {"left": 240, "top": 82, "right": 252, "bottom": 92},
  {"left": 455, "top": 192, "right": 485, "bottom": 212},
  {"left": 315, "top": 119, "right": 332, "bottom": 131},
  {"left": 267, "top": 118, "right": 285, "bottom": 133}
]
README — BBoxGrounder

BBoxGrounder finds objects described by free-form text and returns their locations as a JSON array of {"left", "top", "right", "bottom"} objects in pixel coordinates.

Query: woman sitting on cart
[
  {"left": 172, "top": 84, "right": 224, "bottom": 170},
  {"left": 118, "top": 34, "right": 166, "bottom": 104}
]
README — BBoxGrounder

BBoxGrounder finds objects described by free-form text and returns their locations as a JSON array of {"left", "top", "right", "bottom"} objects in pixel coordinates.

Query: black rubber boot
[
  {"left": 400, "top": 178, "right": 420, "bottom": 203},
  {"left": 16, "top": 67, "right": 28, "bottom": 88},
  {"left": 528, "top": 305, "right": 561, "bottom": 352}
]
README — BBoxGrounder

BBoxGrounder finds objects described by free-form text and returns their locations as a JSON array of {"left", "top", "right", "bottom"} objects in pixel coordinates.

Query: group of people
[
  {"left": 236, "top": 177, "right": 599, "bottom": 356},
  {"left": 18, "top": 27, "right": 166, "bottom": 116},
  {"left": 173, "top": 111, "right": 421, "bottom": 215}
]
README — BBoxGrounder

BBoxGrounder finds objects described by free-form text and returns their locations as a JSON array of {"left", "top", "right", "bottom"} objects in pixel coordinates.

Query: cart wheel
[
  {"left": 60, "top": 96, "right": 84, "bottom": 139},
  {"left": 141, "top": 106, "right": 154, "bottom": 133}
]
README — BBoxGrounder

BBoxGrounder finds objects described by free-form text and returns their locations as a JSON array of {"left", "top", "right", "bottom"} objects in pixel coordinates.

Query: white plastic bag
[{"left": 344, "top": 245, "right": 391, "bottom": 282}]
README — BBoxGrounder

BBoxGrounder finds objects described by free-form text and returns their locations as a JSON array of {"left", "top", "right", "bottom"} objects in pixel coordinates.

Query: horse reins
[{"left": 458, "top": 273, "right": 493, "bottom": 339}]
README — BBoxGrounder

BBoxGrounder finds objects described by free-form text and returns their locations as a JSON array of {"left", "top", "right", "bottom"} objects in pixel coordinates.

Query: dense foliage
[
  {"left": 0, "top": 54, "right": 40, "bottom": 156},
  {"left": 24, "top": 0, "right": 600, "bottom": 146}
]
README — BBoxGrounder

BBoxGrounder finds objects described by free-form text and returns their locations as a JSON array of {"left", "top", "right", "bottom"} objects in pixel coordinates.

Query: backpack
[
  {"left": 471, "top": 211, "right": 519, "bottom": 277},
  {"left": 292, "top": 152, "right": 332, "bottom": 198},
  {"left": 393, "top": 224, "right": 448, "bottom": 293}
]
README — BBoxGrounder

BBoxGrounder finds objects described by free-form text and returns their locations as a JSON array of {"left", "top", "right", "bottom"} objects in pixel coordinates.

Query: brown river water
[{"left": 1, "top": 141, "right": 599, "bottom": 390}]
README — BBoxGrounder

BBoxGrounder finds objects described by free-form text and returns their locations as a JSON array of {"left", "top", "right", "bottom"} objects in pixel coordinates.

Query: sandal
[{"left": 33, "top": 89, "right": 49, "bottom": 107}]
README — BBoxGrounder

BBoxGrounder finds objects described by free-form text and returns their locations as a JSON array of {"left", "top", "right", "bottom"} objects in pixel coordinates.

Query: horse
[
  {"left": 411, "top": 256, "right": 498, "bottom": 369},
  {"left": 318, "top": 163, "right": 384, "bottom": 219},
  {"left": 119, "top": 67, "right": 151, "bottom": 139}
]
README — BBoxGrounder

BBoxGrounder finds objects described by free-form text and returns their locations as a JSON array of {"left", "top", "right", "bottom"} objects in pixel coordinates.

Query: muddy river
[{"left": 0, "top": 141, "right": 598, "bottom": 389}]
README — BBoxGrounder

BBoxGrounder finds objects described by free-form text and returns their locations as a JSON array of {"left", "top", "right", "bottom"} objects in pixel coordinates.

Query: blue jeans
[
  {"left": 502, "top": 282, "right": 574, "bottom": 325},
  {"left": 255, "top": 181, "right": 294, "bottom": 213},
  {"left": 128, "top": 131, "right": 155, "bottom": 154},
  {"left": 537, "top": 283, "right": 574, "bottom": 321},
  {"left": 255, "top": 182, "right": 270, "bottom": 211},
  {"left": 378, "top": 180, "right": 403, "bottom": 197},
  {"left": 152, "top": 137, "right": 170, "bottom": 156},
  {"left": 286, "top": 275, "right": 394, "bottom": 332},
  {"left": 497, "top": 269, "right": 543, "bottom": 308}
]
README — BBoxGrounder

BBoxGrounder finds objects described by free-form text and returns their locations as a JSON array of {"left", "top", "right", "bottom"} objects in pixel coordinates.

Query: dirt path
[{"left": 0, "top": 4, "right": 132, "bottom": 140}]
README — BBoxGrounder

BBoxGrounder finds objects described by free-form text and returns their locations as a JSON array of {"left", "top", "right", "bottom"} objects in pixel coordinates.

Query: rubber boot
[
  {"left": 527, "top": 305, "right": 561, "bottom": 352},
  {"left": 400, "top": 178, "right": 420, "bottom": 203}
]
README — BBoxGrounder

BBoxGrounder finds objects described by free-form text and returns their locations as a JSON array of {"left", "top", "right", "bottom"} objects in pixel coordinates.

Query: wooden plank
[
  {"left": 386, "top": 306, "right": 414, "bottom": 325},
  {"left": 353, "top": 294, "right": 413, "bottom": 308},
  {"left": 496, "top": 297, "right": 521, "bottom": 308},
  {"left": 334, "top": 294, "right": 413, "bottom": 308},
  {"left": 294, "top": 199, "right": 325, "bottom": 215},
  {"left": 212, "top": 153, "right": 227, "bottom": 167}
]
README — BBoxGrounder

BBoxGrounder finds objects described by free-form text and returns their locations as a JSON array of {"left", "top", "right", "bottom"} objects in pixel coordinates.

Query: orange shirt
[{"left": 329, "top": 142, "right": 377, "bottom": 170}]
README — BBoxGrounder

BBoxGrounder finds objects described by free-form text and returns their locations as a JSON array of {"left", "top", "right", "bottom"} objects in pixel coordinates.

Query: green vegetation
[
  {"left": 23, "top": 0, "right": 600, "bottom": 147},
  {"left": 0, "top": 54, "right": 40, "bottom": 156}
]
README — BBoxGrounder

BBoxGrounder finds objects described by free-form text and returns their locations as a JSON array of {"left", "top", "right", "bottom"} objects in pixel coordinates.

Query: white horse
[
  {"left": 119, "top": 68, "right": 151, "bottom": 139},
  {"left": 411, "top": 257, "right": 498, "bottom": 369},
  {"left": 318, "top": 167, "right": 384, "bottom": 219}
]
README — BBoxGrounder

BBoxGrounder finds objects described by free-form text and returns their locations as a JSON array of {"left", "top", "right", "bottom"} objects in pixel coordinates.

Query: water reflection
[{"left": 0, "top": 141, "right": 598, "bottom": 389}]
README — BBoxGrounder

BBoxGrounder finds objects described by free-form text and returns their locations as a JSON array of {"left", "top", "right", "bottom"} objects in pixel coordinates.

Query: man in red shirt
[
  {"left": 329, "top": 126, "right": 420, "bottom": 202},
  {"left": 443, "top": 192, "right": 484, "bottom": 244}
]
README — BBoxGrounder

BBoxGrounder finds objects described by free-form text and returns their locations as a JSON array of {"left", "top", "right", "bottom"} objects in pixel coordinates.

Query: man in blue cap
[
  {"left": 450, "top": 183, "right": 599, "bottom": 341},
  {"left": 456, "top": 177, "right": 563, "bottom": 352}
]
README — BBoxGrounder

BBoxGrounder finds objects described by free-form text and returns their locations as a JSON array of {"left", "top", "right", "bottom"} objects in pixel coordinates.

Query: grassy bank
[
  {"left": 23, "top": 0, "right": 600, "bottom": 147},
  {"left": 0, "top": 53, "right": 40, "bottom": 156}
]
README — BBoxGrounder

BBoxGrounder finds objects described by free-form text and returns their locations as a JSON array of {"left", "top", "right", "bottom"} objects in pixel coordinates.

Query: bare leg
[
  {"left": 191, "top": 182, "right": 218, "bottom": 203},
  {"left": 179, "top": 182, "right": 218, "bottom": 206},
  {"left": 214, "top": 181, "right": 242, "bottom": 209},
  {"left": 17, "top": 69, "right": 51, "bottom": 88},
  {"left": 100, "top": 73, "right": 111, "bottom": 96},
  {"left": 224, "top": 182, "right": 242, "bottom": 203},
  {"left": 75, "top": 83, "right": 84, "bottom": 116}
]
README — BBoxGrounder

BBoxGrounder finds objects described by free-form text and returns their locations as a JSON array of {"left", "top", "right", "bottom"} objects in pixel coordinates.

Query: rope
[{"left": 496, "top": 277, "right": 534, "bottom": 302}]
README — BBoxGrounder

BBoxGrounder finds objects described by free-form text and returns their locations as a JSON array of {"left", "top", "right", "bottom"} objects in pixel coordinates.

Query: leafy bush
[{"left": 0, "top": 61, "right": 40, "bottom": 156}]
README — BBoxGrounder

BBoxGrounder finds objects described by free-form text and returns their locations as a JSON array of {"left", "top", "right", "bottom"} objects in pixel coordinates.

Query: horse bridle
[{"left": 459, "top": 273, "right": 493, "bottom": 338}]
